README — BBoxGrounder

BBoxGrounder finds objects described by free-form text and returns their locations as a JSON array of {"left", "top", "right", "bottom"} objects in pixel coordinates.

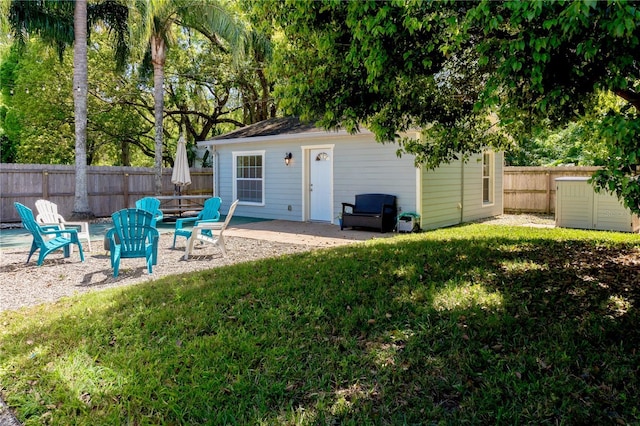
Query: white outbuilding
[
  {"left": 197, "top": 117, "right": 503, "bottom": 231},
  {"left": 555, "top": 177, "right": 640, "bottom": 233}
]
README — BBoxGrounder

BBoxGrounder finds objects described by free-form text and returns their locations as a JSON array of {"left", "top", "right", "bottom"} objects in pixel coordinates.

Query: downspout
[
  {"left": 206, "top": 145, "right": 218, "bottom": 197},
  {"left": 416, "top": 166, "right": 422, "bottom": 229},
  {"left": 213, "top": 147, "right": 219, "bottom": 198}
]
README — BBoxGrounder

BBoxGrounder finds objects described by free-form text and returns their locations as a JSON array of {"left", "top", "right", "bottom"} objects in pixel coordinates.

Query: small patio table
[{"left": 156, "top": 195, "right": 211, "bottom": 218}]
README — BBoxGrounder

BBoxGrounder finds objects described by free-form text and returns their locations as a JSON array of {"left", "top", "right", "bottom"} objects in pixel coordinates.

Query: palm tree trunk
[
  {"left": 151, "top": 35, "right": 166, "bottom": 196},
  {"left": 72, "top": 0, "right": 92, "bottom": 218}
]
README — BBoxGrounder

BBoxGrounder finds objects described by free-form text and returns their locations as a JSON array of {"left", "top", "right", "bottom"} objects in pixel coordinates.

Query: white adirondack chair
[
  {"left": 35, "top": 199, "right": 92, "bottom": 252},
  {"left": 184, "top": 199, "right": 239, "bottom": 260}
]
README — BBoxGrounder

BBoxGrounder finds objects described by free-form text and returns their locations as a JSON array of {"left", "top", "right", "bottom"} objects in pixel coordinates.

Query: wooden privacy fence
[
  {"left": 504, "top": 166, "right": 600, "bottom": 214},
  {"left": 0, "top": 163, "right": 606, "bottom": 222},
  {"left": 0, "top": 164, "right": 213, "bottom": 223}
]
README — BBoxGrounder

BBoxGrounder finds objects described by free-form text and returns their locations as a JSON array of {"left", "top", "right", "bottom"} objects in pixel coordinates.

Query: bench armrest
[
  {"left": 342, "top": 202, "right": 355, "bottom": 214},
  {"left": 381, "top": 203, "right": 397, "bottom": 214}
]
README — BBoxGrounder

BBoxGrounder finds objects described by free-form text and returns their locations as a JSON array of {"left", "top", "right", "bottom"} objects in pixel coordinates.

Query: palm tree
[
  {"left": 6, "top": 0, "right": 128, "bottom": 218},
  {"left": 130, "top": 0, "right": 245, "bottom": 195},
  {"left": 73, "top": 0, "right": 90, "bottom": 218}
]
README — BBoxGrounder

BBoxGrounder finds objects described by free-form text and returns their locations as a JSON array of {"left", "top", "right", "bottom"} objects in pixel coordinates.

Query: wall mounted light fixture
[{"left": 284, "top": 152, "right": 292, "bottom": 166}]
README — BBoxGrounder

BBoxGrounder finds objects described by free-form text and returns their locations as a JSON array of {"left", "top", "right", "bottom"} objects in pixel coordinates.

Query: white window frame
[
  {"left": 233, "top": 150, "right": 265, "bottom": 206},
  {"left": 482, "top": 150, "right": 494, "bottom": 206}
]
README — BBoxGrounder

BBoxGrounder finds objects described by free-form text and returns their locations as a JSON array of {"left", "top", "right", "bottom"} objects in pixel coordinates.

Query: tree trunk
[
  {"left": 72, "top": 0, "right": 93, "bottom": 219},
  {"left": 120, "top": 139, "right": 131, "bottom": 166},
  {"left": 151, "top": 35, "right": 166, "bottom": 196},
  {"left": 257, "top": 68, "right": 269, "bottom": 122}
]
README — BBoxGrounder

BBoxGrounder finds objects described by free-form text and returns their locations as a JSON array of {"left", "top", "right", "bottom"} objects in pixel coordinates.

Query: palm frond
[
  {"left": 8, "top": 0, "right": 75, "bottom": 60},
  {"left": 176, "top": 0, "right": 247, "bottom": 63},
  {"left": 89, "top": 0, "right": 130, "bottom": 72}
]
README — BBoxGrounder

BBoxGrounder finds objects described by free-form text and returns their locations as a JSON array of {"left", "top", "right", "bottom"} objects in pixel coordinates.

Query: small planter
[{"left": 397, "top": 212, "right": 421, "bottom": 233}]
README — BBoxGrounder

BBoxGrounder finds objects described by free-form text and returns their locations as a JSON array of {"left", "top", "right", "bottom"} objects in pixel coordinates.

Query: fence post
[
  {"left": 546, "top": 171, "right": 551, "bottom": 214},
  {"left": 123, "top": 172, "right": 129, "bottom": 208},
  {"left": 42, "top": 170, "right": 49, "bottom": 199}
]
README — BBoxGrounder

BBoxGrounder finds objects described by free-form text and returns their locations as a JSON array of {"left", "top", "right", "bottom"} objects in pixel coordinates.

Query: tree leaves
[{"left": 257, "top": 0, "right": 640, "bottom": 208}]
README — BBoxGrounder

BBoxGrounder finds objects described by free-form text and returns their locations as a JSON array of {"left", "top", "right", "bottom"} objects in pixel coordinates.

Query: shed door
[
  {"left": 556, "top": 179, "right": 594, "bottom": 230},
  {"left": 309, "top": 149, "right": 332, "bottom": 221}
]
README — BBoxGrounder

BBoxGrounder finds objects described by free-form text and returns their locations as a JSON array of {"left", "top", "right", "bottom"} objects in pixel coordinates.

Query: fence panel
[
  {"left": 504, "top": 166, "right": 600, "bottom": 213},
  {"left": 0, "top": 164, "right": 213, "bottom": 223},
  {"left": 0, "top": 163, "right": 609, "bottom": 221}
]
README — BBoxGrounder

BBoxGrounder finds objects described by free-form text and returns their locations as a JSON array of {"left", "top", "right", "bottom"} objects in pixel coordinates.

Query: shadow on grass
[{"left": 1, "top": 225, "right": 639, "bottom": 425}]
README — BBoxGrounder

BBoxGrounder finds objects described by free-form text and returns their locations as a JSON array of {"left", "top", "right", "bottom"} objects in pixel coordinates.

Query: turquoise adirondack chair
[
  {"left": 172, "top": 197, "right": 222, "bottom": 248},
  {"left": 14, "top": 202, "right": 85, "bottom": 265},
  {"left": 106, "top": 208, "right": 159, "bottom": 277},
  {"left": 135, "top": 197, "right": 163, "bottom": 226}
]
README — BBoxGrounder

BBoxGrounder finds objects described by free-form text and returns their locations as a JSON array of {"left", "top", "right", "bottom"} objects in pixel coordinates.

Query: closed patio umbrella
[{"left": 171, "top": 135, "right": 191, "bottom": 194}]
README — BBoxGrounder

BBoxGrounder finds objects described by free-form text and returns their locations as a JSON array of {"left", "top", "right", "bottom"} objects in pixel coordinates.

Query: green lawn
[{"left": 1, "top": 224, "right": 639, "bottom": 425}]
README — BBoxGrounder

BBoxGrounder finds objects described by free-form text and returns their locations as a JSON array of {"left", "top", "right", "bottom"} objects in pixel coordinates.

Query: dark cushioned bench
[{"left": 341, "top": 193, "right": 397, "bottom": 233}]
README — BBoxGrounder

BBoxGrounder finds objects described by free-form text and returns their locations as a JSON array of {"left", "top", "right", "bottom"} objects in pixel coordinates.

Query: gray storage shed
[{"left": 555, "top": 177, "right": 640, "bottom": 233}]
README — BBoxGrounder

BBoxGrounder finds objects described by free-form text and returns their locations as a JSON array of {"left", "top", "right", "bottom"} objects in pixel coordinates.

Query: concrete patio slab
[{"left": 223, "top": 220, "right": 397, "bottom": 247}]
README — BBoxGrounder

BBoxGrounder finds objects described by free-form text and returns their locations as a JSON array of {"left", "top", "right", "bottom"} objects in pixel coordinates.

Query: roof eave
[{"left": 197, "top": 128, "right": 373, "bottom": 148}]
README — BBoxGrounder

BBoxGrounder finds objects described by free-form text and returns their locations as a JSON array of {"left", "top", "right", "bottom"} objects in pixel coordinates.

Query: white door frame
[{"left": 301, "top": 144, "right": 334, "bottom": 222}]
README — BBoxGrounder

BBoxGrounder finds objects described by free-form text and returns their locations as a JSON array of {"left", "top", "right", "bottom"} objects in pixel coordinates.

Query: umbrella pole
[{"left": 174, "top": 184, "right": 183, "bottom": 217}]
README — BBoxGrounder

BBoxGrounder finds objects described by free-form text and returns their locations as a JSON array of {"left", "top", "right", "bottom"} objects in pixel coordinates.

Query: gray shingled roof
[{"left": 212, "top": 117, "right": 321, "bottom": 140}]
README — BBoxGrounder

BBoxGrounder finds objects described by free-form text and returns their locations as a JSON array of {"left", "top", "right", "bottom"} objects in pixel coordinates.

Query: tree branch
[{"left": 614, "top": 89, "right": 640, "bottom": 111}]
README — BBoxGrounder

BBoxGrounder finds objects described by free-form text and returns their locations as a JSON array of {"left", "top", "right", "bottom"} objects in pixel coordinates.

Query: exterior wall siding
[
  {"left": 210, "top": 133, "right": 419, "bottom": 223},
  {"left": 420, "top": 161, "right": 464, "bottom": 230},
  {"left": 202, "top": 131, "right": 502, "bottom": 229},
  {"left": 462, "top": 152, "right": 504, "bottom": 222},
  {"left": 420, "top": 152, "right": 504, "bottom": 230},
  {"left": 331, "top": 135, "right": 418, "bottom": 223},
  {"left": 214, "top": 141, "right": 303, "bottom": 220}
]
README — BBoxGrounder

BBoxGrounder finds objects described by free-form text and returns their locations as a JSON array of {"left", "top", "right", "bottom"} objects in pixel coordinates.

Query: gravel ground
[
  {"left": 473, "top": 213, "right": 555, "bottom": 226},
  {"left": 0, "top": 213, "right": 554, "bottom": 313},
  {"left": 0, "top": 234, "right": 312, "bottom": 313}
]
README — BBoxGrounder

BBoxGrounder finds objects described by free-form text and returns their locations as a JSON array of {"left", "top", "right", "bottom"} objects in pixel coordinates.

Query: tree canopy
[
  {"left": 0, "top": 2, "right": 274, "bottom": 169},
  {"left": 254, "top": 0, "right": 640, "bottom": 213},
  {"left": 0, "top": 29, "right": 267, "bottom": 167},
  {"left": 3, "top": 0, "right": 639, "bottom": 212},
  {"left": 128, "top": 0, "right": 248, "bottom": 194}
]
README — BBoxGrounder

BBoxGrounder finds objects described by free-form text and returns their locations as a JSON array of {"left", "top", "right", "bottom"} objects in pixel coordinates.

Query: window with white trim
[
  {"left": 482, "top": 151, "right": 494, "bottom": 205},
  {"left": 233, "top": 151, "right": 264, "bottom": 205}
]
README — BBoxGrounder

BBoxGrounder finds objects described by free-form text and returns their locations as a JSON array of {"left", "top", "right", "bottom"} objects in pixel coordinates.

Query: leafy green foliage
[
  {"left": 0, "top": 40, "right": 76, "bottom": 164},
  {"left": 591, "top": 110, "right": 640, "bottom": 214},
  {"left": 1, "top": 225, "right": 639, "bottom": 424},
  {"left": 0, "top": 45, "right": 21, "bottom": 162},
  {"left": 7, "top": 0, "right": 75, "bottom": 60},
  {"left": 7, "top": 0, "right": 128, "bottom": 68},
  {"left": 459, "top": 1, "right": 640, "bottom": 211},
  {"left": 1, "top": 0, "right": 273, "bottom": 168},
  {"left": 469, "top": 1, "right": 640, "bottom": 116},
  {"left": 255, "top": 0, "right": 640, "bottom": 213},
  {"left": 0, "top": 26, "right": 272, "bottom": 166},
  {"left": 260, "top": 1, "right": 462, "bottom": 133},
  {"left": 506, "top": 92, "right": 622, "bottom": 167}
]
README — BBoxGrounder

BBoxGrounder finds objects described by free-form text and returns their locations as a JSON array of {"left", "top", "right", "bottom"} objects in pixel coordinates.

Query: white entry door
[{"left": 309, "top": 148, "right": 332, "bottom": 221}]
